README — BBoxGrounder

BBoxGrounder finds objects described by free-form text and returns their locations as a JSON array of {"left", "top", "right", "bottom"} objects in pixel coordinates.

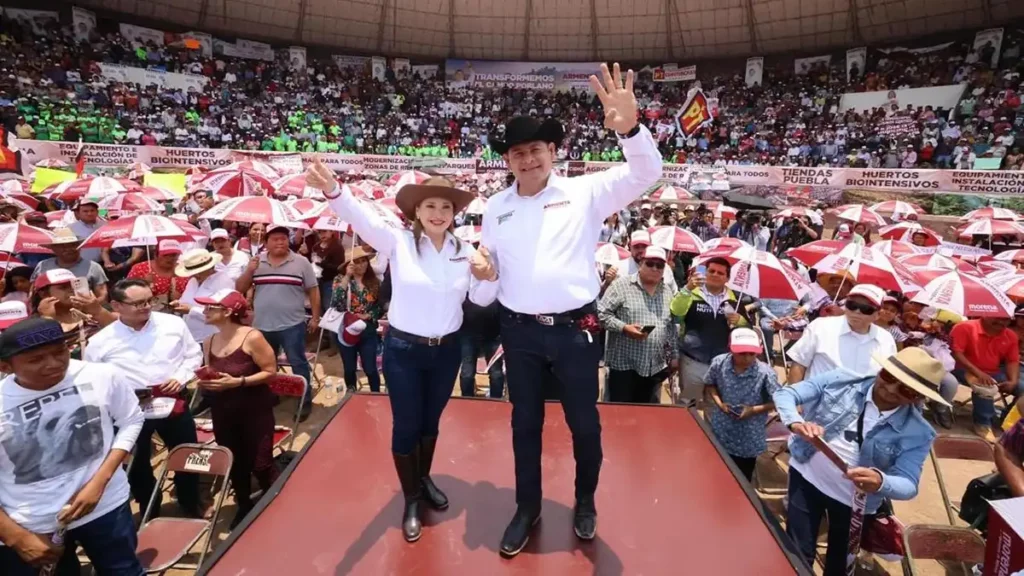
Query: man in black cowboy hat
[{"left": 469, "top": 63, "right": 663, "bottom": 557}]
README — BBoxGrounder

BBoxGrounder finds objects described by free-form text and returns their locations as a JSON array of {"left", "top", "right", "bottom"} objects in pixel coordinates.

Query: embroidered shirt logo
[
  {"left": 544, "top": 200, "right": 570, "bottom": 210},
  {"left": 496, "top": 210, "right": 515, "bottom": 225},
  {"left": 450, "top": 256, "right": 468, "bottom": 263}
]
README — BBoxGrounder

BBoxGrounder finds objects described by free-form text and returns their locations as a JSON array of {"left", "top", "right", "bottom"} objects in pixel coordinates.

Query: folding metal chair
[
  {"left": 901, "top": 524, "right": 985, "bottom": 576},
  {"left": 268, "top": 373, "right": 308, "bottom": 454},
  {"left": 929, "top": 434, "right": 996, "bottom": 525},
  {"left": 754, "top": 416, "right": 792, "bottom": 495},
  {"left": 136, "top": 444, "right": 233, "bottom": 573}
]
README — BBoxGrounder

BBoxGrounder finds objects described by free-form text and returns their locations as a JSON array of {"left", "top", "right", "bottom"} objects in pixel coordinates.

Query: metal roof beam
[
  {"left": 849, "top": 0, "right": 863, "bottom": 44},
  {"left": 590, "top": 0, "right": 600, "bottom": 60},
  {"left": 295, "top": 0, "right": 309, "bottom": 42},
  {"left": 523, "top": 0, "right": 533, "bottom": 60},
  {"left": 197, "top": 0, "right": 211, "bottom": 27},
  {"left": 449, "top": 0, "right": 456, "bottom": 56},
  {"left": 664, "top": 0, "right": 675, "bottom": 60},
  {"left": 744, "top": 0, "right": 757, "bottom": 52},
  {"left": 377, "top": 0, "right": 391, "bottom": 52}
]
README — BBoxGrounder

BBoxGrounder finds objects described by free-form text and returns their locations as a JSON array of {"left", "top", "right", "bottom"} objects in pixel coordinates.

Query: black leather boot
[
  {"left": 573, "top": 495, "right": 597, "bottom": 540},
  {"left": 499, "top": 505, "right": 540, "bottom": 558},
  {"left": 418, "top": 436, "right": 449, "bottom": 510},
  {"left": 392, "top": 449, "right": 422, "bottom": 542}
]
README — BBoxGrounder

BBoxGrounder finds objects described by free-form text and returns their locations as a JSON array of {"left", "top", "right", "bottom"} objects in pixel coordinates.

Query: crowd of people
[{"left": 1, "top": 14, "right": 1024, "bottom": 170}]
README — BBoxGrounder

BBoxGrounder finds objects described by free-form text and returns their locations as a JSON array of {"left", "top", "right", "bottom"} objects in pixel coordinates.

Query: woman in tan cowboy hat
[
  {"left": 330, "top": 245, "right": 384, "bottom": 393},
  {"left": 171, "top": 248, "right": 235, "bottom": 342},
  {"left": 307, "top": 157, "right": 480, "bottom": 543}
]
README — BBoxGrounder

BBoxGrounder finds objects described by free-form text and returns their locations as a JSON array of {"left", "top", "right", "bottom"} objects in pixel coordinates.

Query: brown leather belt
[{"left": 389, "top": 327, "right": 457, "bottom": 347}]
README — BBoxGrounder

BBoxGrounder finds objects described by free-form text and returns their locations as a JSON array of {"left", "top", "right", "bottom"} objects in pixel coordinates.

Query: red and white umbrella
[
  {"left": 350, "top": 180, "right": 385, "bottom": 200},
  {"left": 957, "top": 218, "right": 1024, "bottom": 238},
  {"left": 138, "top": 186, "right": 180, "bottom": 202},
  {"left": 126, "top": 162, "right": 152, "bottom": 180},
  {"left": 706, "top": 202, "right": 738, "bottom": 220},
  {"left": 385, "top": 170, "right": 431, "bottom": 188},
  {"left": 870, "top": 201, "right": 922, "bottom": 219},
  {"left": 41, "top": 177, "right": 140, "bottom": 203},
  {"left": 0, "top": 254, "right": 25, "bottom": 270},
  {"left": 273, "top": 173, "right": 327, "bottom": 200},
  {"left": 911, "top": 271, "right": 1015, "bottom": 318},
  {"left": 898, "top": 253, "right": 979, "bottom": 275},
  {"left": 464, "top": 196, "right": 488, "bottom": 216},
  {"left": 0, "top": 223, "right": 54, "bottom": 254},
  {"left": 311, "top": 215, "right": 351, "bottom": 233},
  {"left": 211, "top": 160, "right": 281, "bottom": 180},
  {"left": 995, "top": 249, "right": 1024, "bottom": 264},
  {"left": 775, "top": 206, "right": 823, "bottom": 225},
  {"left": 0, "top": 180, "right": 39, "bottom": 209},
  {"left": 647, "top": 226, "right": 704, "bottom": 254},
  {"left": 96, "top": 193, "right": 165, "bottom": 213},
  {"left": 812, "top": 244, "right": 921, "bottom": 294},
  {"left": 960, "top": 206, "right": 1019, "bottom": 221},
  {"left": 649, "top": 185, "right": 692, "bottom": 202},
  {"left": 284, "top": 198, "right": 326, "bottom": 218},
  {"left": 198, "top": 196, "right": 307, "bottom": 228},
  {"left": 724, "top": 249, "right": 811, "bottom": 300},
  {"left": 835, "top": 205, "right": 887, "bottom": 227},
  {"left": 193, "top": 169, "right": 276, "bottom": 199},
  {"left": 877, "top": 222, "right": 942, "bottom": 246},
  {"left": 596, "top": 242, "right": 630, "bottom": 266},
  {"left": 78, "top": 215, "right": 206, "bottom": 249},
  {"left": 702, "top": 237, "right": 748, "bottom": 253},
  {"left": 868, "top": 240, "right": 921, "bottom": 258},
  {"left": 978, "top": 260, "right": 1016, "bottom": 276},
  {"left": 455, "top": 225, "right": 482, "bottom": 244},
  {"left": 992, "top": 272, "right": 1024, "bottom": 300},
  {"left": 785, "top": 240, "right": 849, "bottom": 267},
  {"left": 35, "top": 158, "right": 69, "bottom": 168}
]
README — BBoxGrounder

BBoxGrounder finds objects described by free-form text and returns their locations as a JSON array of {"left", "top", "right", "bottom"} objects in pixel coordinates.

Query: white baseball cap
[
  {"left": 847, "top": 284, "right": 886, "bottom": 307},
  {"left": 641, "top": 203, "right": 652, "bottom": 210},
  {"left": 0, "top": 301, "right": 28, "bottom": 330},
  {"left": 729, "top": 328, "right": 763, "bottom": 354},
  {"left": 33, "top": 268, "right": 76, "bottom": 291},
  {"left": 209, "top": 228, "right": 230, "bottom": 240},
  {"left": 630, "top": 231, "right": 651, "bottom": 247},
  {"left": 643, "top": 246, "right": 667, "bottom": 261}
]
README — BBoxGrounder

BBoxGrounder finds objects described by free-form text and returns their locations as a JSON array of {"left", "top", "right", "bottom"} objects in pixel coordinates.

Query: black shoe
[
  {"left": 392, "top": 449, "right": 423, "bottom": 542},
  {"left": 299, "top": 402, "right": 313, "bottom": 423},
  {"left": 499, "top": 507, "right": 540, "bottom": 558},
  {"left": 418, "top": 436, "right": 449, "bottom": 510},
  {"left": 573, "top": 496, "right": 597, "bottom": 540},
  {"left": 230, "top": 502, "right": 253, "bottom": 529}
]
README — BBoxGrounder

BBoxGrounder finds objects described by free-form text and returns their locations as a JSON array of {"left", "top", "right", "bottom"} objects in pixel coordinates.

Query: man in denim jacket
[{"left": 773, "top": 347, "right": 947, "bottom": 575}]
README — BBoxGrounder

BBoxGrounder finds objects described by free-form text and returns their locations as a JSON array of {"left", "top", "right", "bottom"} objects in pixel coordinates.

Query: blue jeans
[
  {"left": 786, "top": 468, "right": 863, "bottom": 576},
  {"left": 953, "top": 367, "right": 1021, "bottom": 425},
  {"left": 382, "top": 332, "right": 461, "bottom": 454},
  {"left": 500, "top": 309, "right": 603, "bottom": 508},
  {"left": 261, "top": 322, "right": 313, "bottom": 408},
  {"left": 0, "top": 502, "right": 143, "bottom": 576},
  {"left": 459, "top": 333, "right": 504, "bottom": 398},
  {"left": 338, "top": 327, "right": 381, "bottom": 392}
]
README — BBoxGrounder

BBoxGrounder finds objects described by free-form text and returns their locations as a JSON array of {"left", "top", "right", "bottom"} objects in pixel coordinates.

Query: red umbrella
[
  {"left": 813, "top": 244, "right": 921, "bottom": 294},
  {"left": 868, "top": 240, "right": 921, "bottom": 258},
  {"left": 993, "top": 273, "right": 1024, "bottom": 300},
  {"left": 78, "top": 215, "right": 205, "bottom": 249},
  {"left": 877, "top": 222, "right": 942, "bottom": 246},
  {"left": 648, "top": 185, "right": 692, "bottom": 202},
  {"left": 96, "top": 192, "right": 165, "bottom": 213},
  {"left": 702, "top": 237, "right": 748, "bottom": 253},
  {"left": 977, "top": 260, "right": 1016, "bottom": 276},
  {"left": 995, "top": 249, "right": 1024, "bottom": 264},
  {"left": 960, "top": 207, "right": 1019, "bottom": 221},
  {"left": 957, "top": 218, "right": 1024, "bottom": 238},
  {"left": 0, "top": 180, "right": 39, "bottom": 209},
  {"left": 273, "top": 173, "right": 328, "bottom": 200},
  {"left": 0, "top": 254, "right": 25, "bottom": 270},
  {"left": 870, "top": 201, "right": 923, "bottom": 218},
  {"left": 898, "top": 253, "right": 979, "bottom": 275},
  {"left": 835, "top": 205, "right": 887, "bottom": 227},
  {"left": 41, "top": 177, "right": 140, "bottom": 203},
  {"left": 0, "top": 223, "right": 54, "bottom": 254},
  {"left": 385, "top": 170, "right": 431, "bottom": 188},
  {"left": 199, "top": 196, "right": 307, "bottom": 228},
  {"left": 647, "top": 225, "right": 704, "bottom": 253},
  {"left": 911, "top": 270, "right": 1015, "bottom": 318},
  {"left": 138, "top": 186, "right": 180, "bottom": 202},
  {"left": 211, "top": 160, "right": 281, "bottom": 180},
  {"left": 596, "top": 242, "right": 630, "bottom": 265},
  {"left": 193, "top": 169, "right": 275, "bottom": 199},
  {"left": 785, "top": 240, "right": 849, "bottom": 267},
  {"left": 284, "top": 198, "right": 326, "bottom": 217},
  {"left": 350, "top": 180, "right": 385, "bottom": 200}
]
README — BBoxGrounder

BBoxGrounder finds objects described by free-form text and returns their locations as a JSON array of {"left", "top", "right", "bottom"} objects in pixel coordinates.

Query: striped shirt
[{"left": 251, "top": 251, "right": 318, "bottom": 332}]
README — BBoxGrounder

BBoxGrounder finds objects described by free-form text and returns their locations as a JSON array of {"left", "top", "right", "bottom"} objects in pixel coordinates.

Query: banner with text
[
  {"left": 71, "top": 7, "right": 96, "bottom": 42},
  {"left": 213, "top": 38, "right": 274, "bottom": 61},
  {"left": 838, "top": 84, "right": 967, "bottom": 114},
  {"left": 333, "top": 55, "right": 369, "bottom": 70},
  {"left": 96, "top": 63, "right": 209, "bottom": 93},
  {"left": 745, "top": 57, "right": 763, "bottom": 87},
  {"left": 653, "top": 65, "right": 697, "bottom": 82},
  {"left": 119, "top": 23, "right": 165, "bottom": 48},
  {"left": 444, "top": 59, "right": 601, "bottom": 92},
  {"left": 846, "top": 47, "right": 866, "bottom": 82},
  {"left": 4, "top": 141, "right": 1024, "bottom": 196}
]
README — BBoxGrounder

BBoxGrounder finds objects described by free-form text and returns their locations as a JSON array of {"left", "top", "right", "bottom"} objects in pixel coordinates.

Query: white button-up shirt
[
  {"left": 327, "top": 185, "right": 475, "bottom": 338},
  {"left": 84, "top": 312, "right": 203, "bottom": 389},
  {"left": 471, "top": 125, "right": 662, "bottom": 314},
  {"left": 178, "top": 270, "right": 237, "bottom": 342},
  {"left": 215, "top": 249, "right": 251, "bottom": 283},
  {"left": 787, "top": 315, "right": 898, "bottom": 380}
]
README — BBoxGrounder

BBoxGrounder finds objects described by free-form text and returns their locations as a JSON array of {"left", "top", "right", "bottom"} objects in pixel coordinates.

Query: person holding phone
[
  {"left": 702, "top": 329, "right": 780, "bottom": 480},
  {"left": 598, "top": 246, "right": 677, "bottom": 403}
]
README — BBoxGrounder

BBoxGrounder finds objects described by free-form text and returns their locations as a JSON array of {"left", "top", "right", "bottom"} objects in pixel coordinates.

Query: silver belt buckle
[
  {"left": 535, "top": 314, "right": 555, "bottom": 326},
  {"left": 427, "top": 336, "right": 442, "bottom": 346}
]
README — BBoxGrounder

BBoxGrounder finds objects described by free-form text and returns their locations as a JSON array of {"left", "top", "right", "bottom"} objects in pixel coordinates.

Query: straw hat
[
  {"left": 45, "top": 227, "right": 82, "bottom": 246},
  {"left": 873, "top": 347, "right": 950, "bottom": 406},
  {"left": 395, "top": 177, "right": 474, "bottom": 221},
  {"left": 174, "top": 249, "right": 223, "bottom": 278},
  {"left": 345, "top": 245, "right": 375, "bottom": 263}
]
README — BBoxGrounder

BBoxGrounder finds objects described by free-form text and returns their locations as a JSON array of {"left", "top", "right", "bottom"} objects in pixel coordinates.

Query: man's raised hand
[
  {"left": 306, "top": 156, "right": 336, "bottom": 193},
  {"left": 588, "top": 63, "right": 638, "bottom": 135}
]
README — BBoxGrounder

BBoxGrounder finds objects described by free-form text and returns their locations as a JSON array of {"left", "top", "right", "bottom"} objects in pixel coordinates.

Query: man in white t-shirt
[
  {"left": 787, "top": 284, "right": 898, "bottom": 383},
  {"left": 0, "top": 318, "right": 145, "bottom": 575}
]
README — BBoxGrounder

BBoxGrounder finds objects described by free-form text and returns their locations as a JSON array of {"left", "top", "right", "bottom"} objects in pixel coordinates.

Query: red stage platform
[{"left": 200, "top": 394, "right": 810, "bottom": 575}]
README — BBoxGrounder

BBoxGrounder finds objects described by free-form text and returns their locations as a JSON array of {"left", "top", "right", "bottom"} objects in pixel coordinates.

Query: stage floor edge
[{"left": 199, "top": 394, "right": 811, "bottom": 576}]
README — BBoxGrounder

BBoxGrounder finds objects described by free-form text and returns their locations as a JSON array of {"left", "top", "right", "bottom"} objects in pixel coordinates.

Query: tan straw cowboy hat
[{"left": 873, "top": 347, "right": 951, "bottom": 407}]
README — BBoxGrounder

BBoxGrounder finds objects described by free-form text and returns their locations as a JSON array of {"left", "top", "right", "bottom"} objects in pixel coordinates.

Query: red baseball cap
[
  {"left": 194, "top": 289, "right": 248, "bottom": 312},
  {"left": 33, "top": 268, "right": 76, "bottom": 291}
]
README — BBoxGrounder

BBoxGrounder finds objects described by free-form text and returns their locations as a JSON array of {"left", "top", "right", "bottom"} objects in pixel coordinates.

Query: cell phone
[
  {"left": 71, "top": 277, "right": 90, "bottom": 297},
  {"left": 641, "top": 325, "right": 655, "bottom": 334}
]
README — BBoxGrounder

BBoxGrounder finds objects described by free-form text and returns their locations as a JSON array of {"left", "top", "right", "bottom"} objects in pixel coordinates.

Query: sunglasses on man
[
  {"left": 642, "top": 259, "right": 665, "bottom": 270},
  {"left": 845, "top": 299, "right": 878, "bottom": 315}
]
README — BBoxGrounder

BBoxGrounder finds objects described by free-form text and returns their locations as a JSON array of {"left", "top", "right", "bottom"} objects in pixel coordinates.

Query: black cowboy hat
[{"left": 490, "top": 116, "right": 564, "bottom": 155}]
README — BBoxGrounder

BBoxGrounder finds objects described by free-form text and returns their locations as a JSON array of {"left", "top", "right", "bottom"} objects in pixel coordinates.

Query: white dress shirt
[
  {"left": 787, "top": 315, "right": 898, "bottom": 380},
  {"left": 215, "top": 249, "right": 251, "bottom": 282},
  {"left": 84, "top": 312, "right": 203, "bottom": 390},
  {"left": 471, "top": 125, "right": 662, "bottom": 314},
  {"left": 327, "top": 185, "right": 474, "bottom": 338},
  {"left": 178, "top": 270, "right": 237, "bottom": 342}
]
